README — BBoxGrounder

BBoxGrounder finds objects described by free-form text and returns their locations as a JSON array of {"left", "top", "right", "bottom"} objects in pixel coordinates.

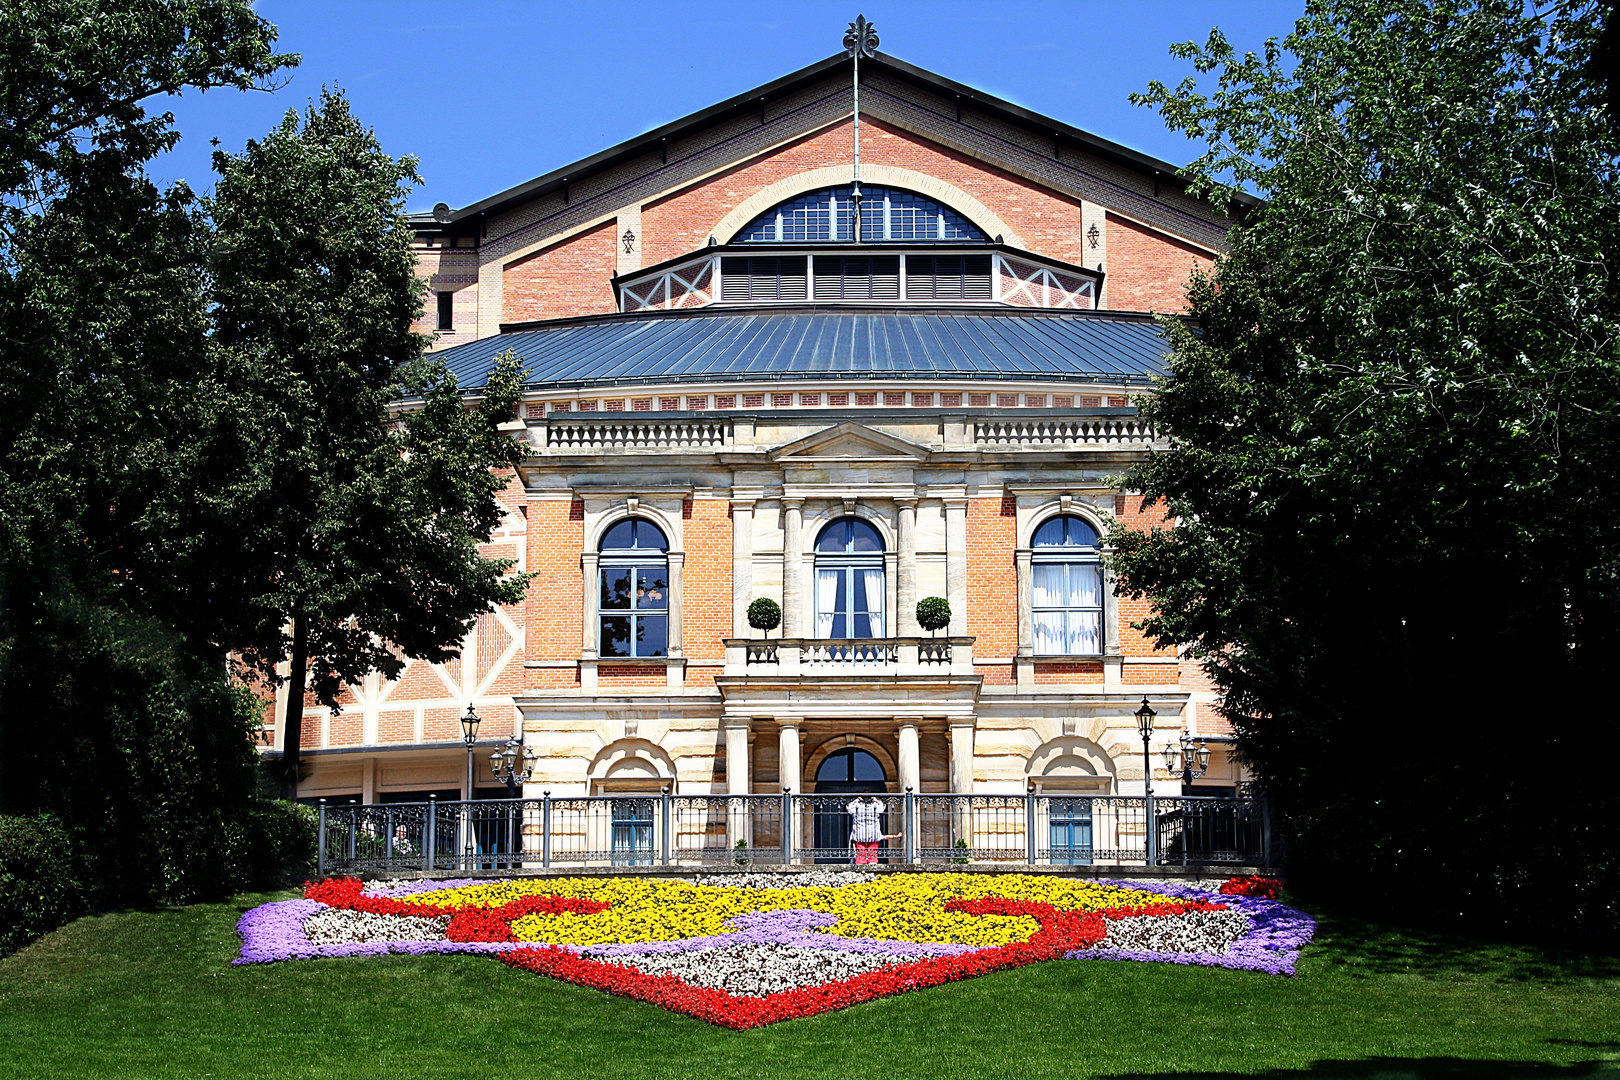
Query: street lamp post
[
  {"left": 1135, "top": 696, "right": 1158, "bottom": 865},
  {"left": 459, "top": 704, "right": 480, "bottom": 869},
  {"left": 490, "top": 736, "right": 538, "bottom": 868},
  {"left": 1162, "top": 733, "right": 1213, "bottom": 793}
]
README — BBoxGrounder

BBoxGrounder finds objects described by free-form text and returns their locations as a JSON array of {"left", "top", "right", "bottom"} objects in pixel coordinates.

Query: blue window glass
[
  {"left": 599, "top": 519, "right": 669, "bottom": 657},
  {"left": 736, "top": 186, "right": 987, "bottom": 243},
  {"left": 814, "top": 517, "right": 886, "bottom": 638}
]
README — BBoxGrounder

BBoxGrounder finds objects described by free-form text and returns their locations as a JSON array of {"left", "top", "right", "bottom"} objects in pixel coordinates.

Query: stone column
[
  {"left": 1015, "top": 546, "right": 1034, "bottom": 687},
  {"left": 948, "top": 720, "right": 976, "bottom": 795},
  {"left": 896, "top": 497, "right": 918, "bottom": 636},
  {"left": 778, "top": 718, "right": 802, "bottom": 793},
  {"left": 897, "top": 720, "right": 920, "bottom": 793},
  {"left": 731, "top": 497, "right": 756, "bottom": 637},
  {"left": 725, "top": 719, "right": 752, "bottom": 795},
  {"left": 782, "top": 498, "right": 804, "bottom": 637},
  {"left": 943, "top": 494, "right": 968, "bottom": 636}
]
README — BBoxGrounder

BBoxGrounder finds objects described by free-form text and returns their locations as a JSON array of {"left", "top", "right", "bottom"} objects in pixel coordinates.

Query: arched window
[
  {"left": 598, "top": 519, "right": 668, "bottom": 658},
  {"left": 736, "top": 185, "right": 988, "bottom": 244},
  {"left": 1031, "top": 515, "right": 1103, "bottom": 656},
  {"left": 814, "top": 518, "right": 885, "bottom": 638},
  {"left": 815, "top": 748, "right": 887, "bottom": 792}
]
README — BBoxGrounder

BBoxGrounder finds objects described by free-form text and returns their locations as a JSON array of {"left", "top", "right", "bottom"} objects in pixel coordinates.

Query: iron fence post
[
  {"left": 1026, "top": 793, "right": 1037, "bottom": 866},
  {"left": 345, "top": 800, "right": 357, "bottom": 865},
  {"left": 1144, "top": 792, "right": 1158, "bottom": 865},
  {"left": 1261, "top": 795, "right": 1273, "bottom": 869},
  {"left": 661, "top": 786, "right": 672, "bottom": 866},
  {"left": 316, "top": 799, "right": 327, "bottom": 878},
  {"left": 782, "top": 788, "right": 793, "bottom": 865},
  {"left": 904, "top": 787, "right": 915, "bottom": 865},
  {"left": 542, "top": 791, "right": 552, "bottom": 868},
  {"left": 426, "top": 795, "right": 437, "bottom": 873}
]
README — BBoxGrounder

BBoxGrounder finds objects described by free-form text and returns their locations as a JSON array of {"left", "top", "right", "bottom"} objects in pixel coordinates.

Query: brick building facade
[{"left": 271, "top": 47, "right": 1247, "bottom": 812}]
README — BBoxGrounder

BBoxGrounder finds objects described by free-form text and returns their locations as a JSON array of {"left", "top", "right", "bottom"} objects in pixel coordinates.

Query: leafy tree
[
  {"left": 1111, "top": 0, "right": 1620, "bottom": 943},
  {"left": 747, "top": 597, "right": 782, "bottom": 636},
  {"left": 0, "top": 0, "right": 297, "bottom": 900},
  {"left": 207, "top": 90, "right": 529, "bottom": 798}
]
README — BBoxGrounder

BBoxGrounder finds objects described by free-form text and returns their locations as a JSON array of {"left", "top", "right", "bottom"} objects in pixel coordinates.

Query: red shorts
[{"left": 853, "top": 841, "right": 881, "bottom": 864}]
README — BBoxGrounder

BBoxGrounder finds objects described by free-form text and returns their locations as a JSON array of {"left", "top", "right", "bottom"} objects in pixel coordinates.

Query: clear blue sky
[{"left": 150, "top": 0, "right": 1305, "bottom": 214}]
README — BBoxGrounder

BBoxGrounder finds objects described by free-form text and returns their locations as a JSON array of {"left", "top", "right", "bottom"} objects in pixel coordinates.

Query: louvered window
[
  {"left": 813, "top": 256, "right": 900, "bottom": 300},
  {"left": 906, "top": 255, "right": 993, "bottom": 300},
  {"left": 720, "top": 256, "right": 808, "bottom": 301}
]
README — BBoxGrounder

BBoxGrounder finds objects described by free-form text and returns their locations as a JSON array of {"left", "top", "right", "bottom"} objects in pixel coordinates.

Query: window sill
[{"left": 591, "top": 656, "right": 676, "bottom": 666}]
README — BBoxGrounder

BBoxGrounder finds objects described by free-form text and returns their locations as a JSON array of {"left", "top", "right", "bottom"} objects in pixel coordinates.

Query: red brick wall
[
  {"left": 966, "top": 494, "right": 1018, "bottom": 678},
  {"left": 681, "top": 497, "right": 731, "bottom": 664},
  {"left": 1105, "top": 213, "right": 1214, "bottom": 314},
  {"left": 642, "top": 119, "right": 1085, "bottom": 268},
  {"left": 504, "top": 220, "right": 617, "bottom": 323},
  {"left": 1111, "top": 493, "right": 1178, "bottom": 658},
  {"left": 526, "top": 498, "right": 585, "bottom": 664},
  {"left": 1034, "top": 661, "right": 1103, "bottom": 684}
]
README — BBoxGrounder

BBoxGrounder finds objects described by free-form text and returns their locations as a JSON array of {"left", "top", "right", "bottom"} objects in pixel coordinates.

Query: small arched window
[
  {"left": 1031, "top": 515, "right": 1103, "bottom": 656},
  {"left": 814, "top": 518, "right": 885, "bottom": 638},
  {"left": 598, "top": 519, "right": 668, "bottom": 658}
]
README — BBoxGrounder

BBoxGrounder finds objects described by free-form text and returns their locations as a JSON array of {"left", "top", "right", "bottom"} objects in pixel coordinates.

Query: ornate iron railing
[{"left": 315, "top": 792, "right": 1271, "bottom": 875}]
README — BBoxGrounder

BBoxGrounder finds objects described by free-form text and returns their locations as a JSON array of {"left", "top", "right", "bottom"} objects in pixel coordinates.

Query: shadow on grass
[
  {"left": 1101, "top": 1057, "right": 1620, "bottom": 1079},
  {"left": 1300, "top": 907, "right": 1620, "bottom": 985}
]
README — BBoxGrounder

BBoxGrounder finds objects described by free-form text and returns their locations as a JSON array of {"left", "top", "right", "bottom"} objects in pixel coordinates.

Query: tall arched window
[
  {"left": 598, "top": 519, "right": 668, "bottom": 658},
  {"left": 814, "top": 518, "right": 885, "bottom": 638},
  {"left": 1032, "top": 515, "right": 1103, "bottom": 655}
]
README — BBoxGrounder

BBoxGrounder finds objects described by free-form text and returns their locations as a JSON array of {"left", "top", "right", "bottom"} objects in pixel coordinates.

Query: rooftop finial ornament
[
  {"left": 843, "top": 14, "right": 878, "bottom": 58},
  {"left": 843, "top": 16, "right": 878, "bottom": 241}
]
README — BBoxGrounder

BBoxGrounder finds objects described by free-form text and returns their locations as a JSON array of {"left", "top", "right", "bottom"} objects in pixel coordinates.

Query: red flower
[
  {"left": 1218, "top": 875, "right": 1282, "bottom": 899},
  {"left": 303, "top": 878, "right": 607, "bottom": 940}
]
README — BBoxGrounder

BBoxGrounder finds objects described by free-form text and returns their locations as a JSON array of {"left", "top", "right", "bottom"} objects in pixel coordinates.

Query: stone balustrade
[{"left": 722, "top": 636, "right": 975, "bottom": 676}]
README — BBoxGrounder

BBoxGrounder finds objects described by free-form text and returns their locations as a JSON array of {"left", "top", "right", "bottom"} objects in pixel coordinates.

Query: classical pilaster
[
  {"left": 666, "top": 551, "right": 685, "bottom": 659},
  {"left": 896, "top": 497, "right": 918, "bottom": 636},
  {"left": 731, "top": 495, "right": 757, "bottom": 637},
  {"left": 943, "top": 493, "right": 968, "bottom": 636},
  {"left": 725, "top": 718, "right": 753, "bottom": 795},
  {"left": 897, "top": 720, "right": 921, "bottom": 793},
  {"left": 782, "top": 498, "right": 805, "bottom": 637},
  {"left": 778, "top": 718, "right": 802, "bottom": 794},
  {"left": 948, "top": 720, "right": 976, "bottom": 795},
  {"left": 1015, "top": 546, "right": 1035, "bottom": 687},
  {"left": 581, "top": 551, "right": 600, "bottom": 659}
]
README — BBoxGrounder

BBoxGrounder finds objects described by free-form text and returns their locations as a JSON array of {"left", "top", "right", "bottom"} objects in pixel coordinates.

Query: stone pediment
[{"left": 768, "top": 422, "right": 932, "bottom": 463}]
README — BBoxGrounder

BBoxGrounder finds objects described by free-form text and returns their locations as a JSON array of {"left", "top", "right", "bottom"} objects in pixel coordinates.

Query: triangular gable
[{"left": 769, "top": 422, "right": 931, "bottom": 463}]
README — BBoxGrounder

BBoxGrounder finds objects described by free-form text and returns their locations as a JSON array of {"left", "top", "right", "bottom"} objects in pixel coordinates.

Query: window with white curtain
[
  {"left": 1031, "top": 515, "right": 1103, "bottom": 656},
  {"left": 814, "top": 517, "right": 885, "bottom": 638}
]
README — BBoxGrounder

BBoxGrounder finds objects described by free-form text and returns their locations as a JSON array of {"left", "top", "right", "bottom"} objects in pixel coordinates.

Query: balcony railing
[
  {"left": 314, "top": 792, "right": 1273, "bottom": 875},
  {"left": 722, "top": 636, "right": 974, "bottom": 675}
]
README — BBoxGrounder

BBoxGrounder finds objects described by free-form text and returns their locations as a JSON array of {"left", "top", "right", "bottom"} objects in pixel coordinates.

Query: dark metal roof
[{"left": 432, "top": 307, "right": 1172, "bottom": 391}]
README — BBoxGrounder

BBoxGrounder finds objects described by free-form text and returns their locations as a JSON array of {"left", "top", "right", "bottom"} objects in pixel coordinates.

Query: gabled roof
[
  {"left": 431, "top": 306, "right": 1173, "bottom": 391},
  {"left": 411, "top": 51, "right": 1257, "bottom": 233}
]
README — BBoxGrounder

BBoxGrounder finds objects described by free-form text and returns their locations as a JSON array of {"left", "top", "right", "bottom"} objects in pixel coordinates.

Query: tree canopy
[{"left": 1111, "top": 0, "right": 1620, "bottom": 943}]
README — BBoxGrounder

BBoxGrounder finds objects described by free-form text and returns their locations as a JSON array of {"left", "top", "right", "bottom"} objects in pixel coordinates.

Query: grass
[{"left": 1, "top": 891, "right": 1618, "bottom": 1080}]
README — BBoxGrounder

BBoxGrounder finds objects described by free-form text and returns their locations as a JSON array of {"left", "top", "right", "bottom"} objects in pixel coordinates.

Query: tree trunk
[{"left": 280, "top": 611, "right": 309, "bottom": 801}]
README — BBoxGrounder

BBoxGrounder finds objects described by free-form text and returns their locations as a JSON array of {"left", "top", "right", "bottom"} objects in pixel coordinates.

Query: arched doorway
[{"left": 813, "top": 747, "right": 889, "bottom": 862}]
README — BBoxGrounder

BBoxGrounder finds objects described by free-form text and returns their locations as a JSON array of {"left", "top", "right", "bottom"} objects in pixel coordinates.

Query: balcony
[{"left": 722, "top": 636, "right": 974, "bottom": 676}]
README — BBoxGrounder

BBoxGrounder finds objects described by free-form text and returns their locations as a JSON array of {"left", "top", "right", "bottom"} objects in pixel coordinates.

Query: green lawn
[{"left": 1, "top": 891, "right": 1618, "bottom": 1080}]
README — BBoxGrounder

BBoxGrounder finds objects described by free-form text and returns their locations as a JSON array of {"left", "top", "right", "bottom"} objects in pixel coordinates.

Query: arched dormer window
[
  {"left": 598, "top": 519, "right": 668, "bottom": 658},
  {"left": 737, "top": 185, "right": 988, "bottom": 244},
  {"left": 1031, "top": 515, "right": 1103, "bottom": 656},
  {"left": 814, "top": 518, "right": 885, "bottom": 638}
]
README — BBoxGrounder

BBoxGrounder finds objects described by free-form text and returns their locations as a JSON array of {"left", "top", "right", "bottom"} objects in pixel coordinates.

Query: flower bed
[{"left": 234, "top": 872, "right": 1314, "bottom": 1026}]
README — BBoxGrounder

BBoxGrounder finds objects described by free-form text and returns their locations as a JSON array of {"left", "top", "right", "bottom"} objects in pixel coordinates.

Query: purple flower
[{"left": 1062, "top": 879, "right": 1317, "bottom": 976}]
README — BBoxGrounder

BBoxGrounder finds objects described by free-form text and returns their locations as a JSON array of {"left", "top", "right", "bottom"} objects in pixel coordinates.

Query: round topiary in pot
[
  {"left": 747, "top": 597, "right": 782, "bottom": 637},
  {"left": 916, "top": 596, "right": 951, "bottom": 636}
]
